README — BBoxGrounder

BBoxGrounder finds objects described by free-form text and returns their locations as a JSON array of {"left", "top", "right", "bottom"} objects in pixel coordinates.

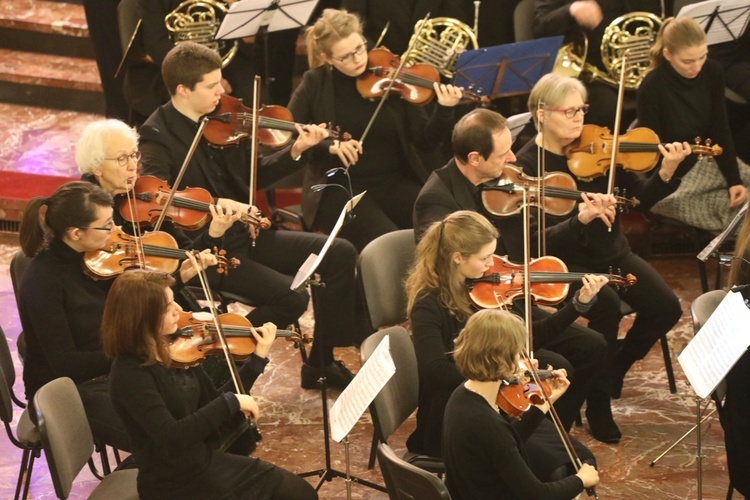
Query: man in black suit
[
  {"left": 139, "top": 42, "right": 363, "bottom": 390},
  {"left": 412, "top": 108, "right": 622, "bottom": 442}
]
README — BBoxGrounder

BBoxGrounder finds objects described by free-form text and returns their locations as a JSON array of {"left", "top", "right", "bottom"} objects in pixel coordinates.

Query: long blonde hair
[
  {"left": 305, "top": 9, "right": 363, "bottom": 69},
  {"left": 405, "top": 211, "right": 498, "bottom": 321},
  {"left": 648, "top": 17, "right": 707, "bottom": 72}
]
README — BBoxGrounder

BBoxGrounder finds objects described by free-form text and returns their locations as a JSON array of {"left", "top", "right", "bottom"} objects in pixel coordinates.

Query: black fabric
[
  {"left": 638, "top": 58, "right": 741, "bottom": 187},
  {"left": 109, "top": 355, "right": 308, "bottom": 500},
  {"left": 443, "top": 385, "right": 584, "bottom": 500},
  {"left": 407, "top": 291, "right": 596, "bottom": 480},
  {"left": 287, "top": 64, "right": 455, "bottom": 233},
  {"left": 139, "top": 101, "right": 360, "bottom": 347},
  {"left": 513, "top": 142, "right": 682, "bottom": 364}
]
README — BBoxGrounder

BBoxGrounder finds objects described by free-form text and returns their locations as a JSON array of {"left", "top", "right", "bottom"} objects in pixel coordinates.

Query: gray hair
[
  {"left": 76, "top": 119, "right": 139, "bottom": 175},
  {"left": 528, "top": 73, "right": 587, "bottom": 130}
]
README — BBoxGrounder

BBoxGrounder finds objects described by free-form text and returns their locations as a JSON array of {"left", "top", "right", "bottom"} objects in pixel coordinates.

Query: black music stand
[
  {"left": 677, "top": 0, "right": 750, "bottom": 45},
  {"left": 452, "top": 36, "right": 563, "bottom": 99},
  {"left": 216, "top": 0, "right": 319, "bottom": 98}
]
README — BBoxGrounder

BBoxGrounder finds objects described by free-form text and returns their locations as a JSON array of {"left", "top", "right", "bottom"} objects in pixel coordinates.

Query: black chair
[
  {"left": 361, "top": 327, "right": 444, "bottom": 474},
  {"left": 0, "top": 326, "right": 41, "bottom": 500},
  {"left": 377, "top": 443, "right": 451, "bottom": 500}
]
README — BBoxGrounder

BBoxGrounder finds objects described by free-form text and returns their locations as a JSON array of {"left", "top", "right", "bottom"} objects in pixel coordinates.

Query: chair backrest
[
  {"left": 690, "top": 289, "right": 727, "bottom": 334},
  {"left": 377, "top": 443, "right": 451, "bottom": 500},
  {"left": 361, "top": 326, "right": 419, "bottom": 442},
  {"left": 0, "top": 327, "right": 18, "bottom": 424},
  {"left": 10, "top": 250, "right": 30, "bottom": 305},
  {"left": 514, "top": 0, "right": 536, "bottom": 42},
  {"left": 35, "top": 377, "right": 95, "bottom": 499},
  {"left": 359, "top": 229, "right": 416, "bottom": 329}
]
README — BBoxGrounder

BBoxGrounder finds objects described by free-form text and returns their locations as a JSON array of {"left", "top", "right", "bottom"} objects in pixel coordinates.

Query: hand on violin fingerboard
[
  {"left": 179, "top": 249, "right": 218, "bottom": 283},
  {"left": 291, "top": 123, "right": 329, "bottom": 159},
  {"left": 207, "top": 203, "right": 242, "bottom": 238},
  {"left": 329, "top": 139, "right": 363, "bottom": 167},
  {"left": 250, "top": 322, "right": 277, "bottom": 359},
  {"left": 578, "top": 274, "right": 609, "bottom": 304},
  {"left": 433, "top": 83, "right": 464, "bottom": 107},
  {"left": 577, "top": 192, "right": 617, "bottom": 227},
  {"left": 657, "top": 141, "right": 691, "bottom": 181}
]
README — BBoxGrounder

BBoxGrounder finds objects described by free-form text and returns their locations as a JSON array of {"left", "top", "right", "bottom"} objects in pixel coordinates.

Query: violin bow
[
  {"left": 522, "top": 353, "right": 600, "bottom": 499},
  {"left": 247, "top": 76, "right": 262, "bottom": 246},
  {"left": 123, "top": 179, "right": 147, "bottom": 269},
  {"left": 153, "top": 116, "right": 211, "bottom": 232},
  {"left": 606, "top": 51, "right": 629, "bottom": 233},
  {"left": 359, "top": 13, "right": 431, "bottom": 147},
  {"left": 536, "top": 99, "right": 547, "bottom": 258}
]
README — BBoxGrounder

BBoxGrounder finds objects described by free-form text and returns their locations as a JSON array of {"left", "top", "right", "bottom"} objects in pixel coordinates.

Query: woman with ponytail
[
  {"left": 287, "top": 8, "right": 463, "bottom": 252},
  {"left": 404, "top": 210, "right": 606, "bottom": 482},
  {"left": 637, "top": 16, "right": 750, "bottom": 232}
]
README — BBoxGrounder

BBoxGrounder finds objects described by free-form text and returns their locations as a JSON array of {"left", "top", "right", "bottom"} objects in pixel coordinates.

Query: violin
[
  {"left": 467, "top": 254, "right": 636, "bottom": 309},
  {"left": 480, "top": 165, "right": 640, "bottom": 218},
  {"left": 496, "top": 369, "right": 553, "bottom": 418},
  {"left": 356, "top": 48, "right": 486, "bottom": 105},
  {"left": 120, "top": 175, "right": 271, "bottom": 231},
  {"left": 204, "top": 95, "right": 351, "bottom": 148},
  {"left": 566, "top": 124, "right": 724, "bottom": 180},
  {"left": 84, "top": 226, "right": 238, "bottom": 278},
  {"left": 167, "top": 311, "right": 312, "bottom": 367}
]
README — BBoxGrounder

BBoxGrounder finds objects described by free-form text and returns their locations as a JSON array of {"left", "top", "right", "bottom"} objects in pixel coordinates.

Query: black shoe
[
  {"left": 586, "top": 396, "right": 622, "bottom": 444},
  {"left": 301, "top": 360, "right": 354, "bottom": 390},
  {"left": 610, "top": 375, "right": 625, "bottom": 400}
]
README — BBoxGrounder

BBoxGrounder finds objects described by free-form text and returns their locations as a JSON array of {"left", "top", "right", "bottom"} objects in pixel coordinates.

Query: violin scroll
[{"left": 691, "top": 137, "right": 723, "bottom": 160}]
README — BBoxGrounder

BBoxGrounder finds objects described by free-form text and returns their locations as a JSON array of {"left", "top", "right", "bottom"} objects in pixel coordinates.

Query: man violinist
[
  {"left": 139, "top": 42, "right": 365, "bottom": 390},
  {"left": 412, "top": 107, "right": 620, "bottom": 442}
]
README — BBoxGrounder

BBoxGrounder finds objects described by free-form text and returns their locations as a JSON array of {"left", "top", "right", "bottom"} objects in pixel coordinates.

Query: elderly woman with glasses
[
  {"left": 287, "top": 8, "right": 464, "bottom": 252},
  {"left": 511, "top": 73, "right": 691, "bottom": 443}
]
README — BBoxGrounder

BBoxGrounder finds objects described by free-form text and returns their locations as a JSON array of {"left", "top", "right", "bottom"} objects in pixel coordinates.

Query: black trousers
[
  {"left": 566, "top": 252, "right": 682, "bottom": 382},
  {"left": 200, "top": 227, "right": 359, "bottom": 348},
  {"left": 724, "top": 349, "right": 750, "bottom": 497},
  {"left": 533, "top": 308, "right": 608, "bottom": 431}
]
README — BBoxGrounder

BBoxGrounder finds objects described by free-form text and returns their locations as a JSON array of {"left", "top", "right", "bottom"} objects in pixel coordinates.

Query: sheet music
[
  {"left": 678, "top": 291, "right": 750, "bottom": 398},
  {"left": 330, "top": 336, "right": 396, "bottom": 443},
  {"left": 507, "top": 112, "right": 532, "bottom": 144},
  {"left": 216, "top": 0, "right": 318, "bottom": 39},
  {"left": 290, "top": 191, "right": 365, "bottom": 290},
  {"left": 677, "top": 0, "right": 750, "bottom": 45},
  {"left": 697, "top": 201, "right": 748, "bottom": 261}
]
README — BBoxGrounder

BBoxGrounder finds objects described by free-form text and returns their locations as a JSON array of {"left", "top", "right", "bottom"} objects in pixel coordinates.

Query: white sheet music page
[
  {"left": 678, "top": 291, "right": 750, "bottom": 399},
  {"left": 330, "top": 336, "right": 396, "bottom": 443},
  {"left": 677, "top": 0, "right": 750, "bottom": 45}
]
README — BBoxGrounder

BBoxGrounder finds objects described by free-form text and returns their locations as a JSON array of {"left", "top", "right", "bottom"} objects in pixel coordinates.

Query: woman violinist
[
  {"left": 102, "top": 270, "right": 317, "bottom": 500},
  {"left": 637, "top": 16, "right": 750, "bottom": 232},
  {"left": 514, "top": 73, "right": 690, "bottom": 441},
  {"left": 17, "top": 182, "right": 213, "bottom": 453},
  {"left": 287, "top": 8, "right": 463, "bottom": 251},
  {"left": 723, "top": 209, "right": 750, "bottom": 497},
  {"left": 443, "top": 308, "right": 599, "bottom": 499},
  {"left": 405, "top": 210, "right": 604, "bottom": 481}
]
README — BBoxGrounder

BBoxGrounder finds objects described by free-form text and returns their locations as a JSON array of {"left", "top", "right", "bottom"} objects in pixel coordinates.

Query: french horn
[
  {"left": 402, "top": 17, "right": 478, "bottom": 78},
  {"left": 165, "top": 0, "right": 238, "bottom": 69},
  {"left": 554, "top": 11, "right": 662, "bottom": 90}
]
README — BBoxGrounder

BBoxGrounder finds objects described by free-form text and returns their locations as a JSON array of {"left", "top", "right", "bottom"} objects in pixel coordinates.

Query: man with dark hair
[
  {"left": 413, "top": 108, "right": 621, "bottom": 443},
  {"left": 139, "top": 42, "right": 363, "bottom": 390}
]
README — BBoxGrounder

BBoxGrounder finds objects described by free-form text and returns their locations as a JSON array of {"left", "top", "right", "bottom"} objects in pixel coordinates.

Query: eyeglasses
[
  {"left": 104, "top": 151, "right": 141, "bottom": 167},
  {"left": 331, "top": 41, "right": 367, "bottom": 65},
  {"left": 79, "top": 220, "right": 114, "bottom": 232},
  {"left": 546, "top": 104, "right": 590, "bottom": 118}
]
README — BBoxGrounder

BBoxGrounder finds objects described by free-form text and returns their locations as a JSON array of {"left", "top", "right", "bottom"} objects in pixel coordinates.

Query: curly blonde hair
[{"left": 305, "top": 9, "right": 363, "bottom": 69}]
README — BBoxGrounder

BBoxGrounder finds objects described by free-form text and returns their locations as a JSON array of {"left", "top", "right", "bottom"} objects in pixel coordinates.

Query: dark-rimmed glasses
[
  {"left": 79, "top": 220, "right": 114, "bottom": 232},
  {"left": 546, "top": 104, "right": 590, "bottom": 118},
  {"left": 331, "top": 40, "right": 367, "bottom": 65},
  {"left": 104, "top": 151, "right": 141, "bottom": 167}
]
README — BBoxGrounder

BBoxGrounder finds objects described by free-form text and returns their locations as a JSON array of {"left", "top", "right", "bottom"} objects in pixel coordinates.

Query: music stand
[
  {"left": 216, "top": 0, "right": 319, "bottom": 97},
  {"left": 677, "top": 0, "right": 750, "bottom": 45},
  {"left": 452, "top": 36, "right": 563, "bottom": 99},
  {"left": 507, "top": 111, "right": 532, "bottom": 144}
]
